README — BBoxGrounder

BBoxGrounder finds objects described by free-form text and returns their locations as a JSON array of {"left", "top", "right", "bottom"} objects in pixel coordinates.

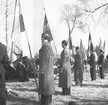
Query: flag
[
  {"left": 95, "top": 45, "right": 100, "bottom": 57},
  {"left": 80, "top": 39, "right": 86, "bottom": 60},
  {"left": 68, "top": 36, "right": 74, "bottom": 56},
  {"left": 99, "top": 38, "right": 102, "bottom": 50},
  {"left": 88, "top": 31, "right": 94, "bottom": 56},
  {"left": 19, "top": 14, "right": 25, "bottom": 32},
  {"left": 43, "top": 13, "right": 53, "bottom": 42},
  {"left": 69, "top": 36, "right": 72, "bottom": 50},
  {"left": 10, "top": 0, "right": 28, "bottom": 62},
  {"left": 103, "top": 40, "right": 105, "bottom": 53},
  {"left": 103, "top": 40, "right": 106, "bottom": 56},
  {"left": 19, "top": 0, "right": 25, "bottom": 32}
]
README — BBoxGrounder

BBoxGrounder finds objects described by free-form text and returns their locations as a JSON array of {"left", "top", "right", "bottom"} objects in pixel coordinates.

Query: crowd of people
[
  {"left": 35, "top": 33, "right": 107, "bottom": 105},
  {"left": 0, "top": 32, "right": 107, "bottom": 105}
]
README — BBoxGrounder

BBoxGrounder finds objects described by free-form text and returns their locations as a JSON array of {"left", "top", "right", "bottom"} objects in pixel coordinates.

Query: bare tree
[
  {"left": 77, "top": 0, "right": 108, "bottom": 26},
  {"left": 61, "top": 4, "right": 85, "bottom": 38}
]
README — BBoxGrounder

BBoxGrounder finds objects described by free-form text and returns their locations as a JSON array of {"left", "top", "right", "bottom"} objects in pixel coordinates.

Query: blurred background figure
[
  {"left": 98, "top": 50, "right": 105, "bottom": 79},
  {"left": 74, "top": 46, "right": 83, "bottom": 86},
  {"left": 89, "top": 49, "right": 96, "bottom": 81}
]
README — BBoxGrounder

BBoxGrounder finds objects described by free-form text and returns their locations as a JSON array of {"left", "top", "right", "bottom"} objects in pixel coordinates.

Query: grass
[{"left": 6, "top": 68, "right": 108, "bottom": 105}]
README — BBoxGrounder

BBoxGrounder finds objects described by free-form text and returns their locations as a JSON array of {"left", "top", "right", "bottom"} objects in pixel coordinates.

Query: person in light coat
[
  {"left": 59, "top": 40, "right": 72, "bottom": 95},
  {"left": 39, "top": 33, "right": 55, "bottom": 105}
]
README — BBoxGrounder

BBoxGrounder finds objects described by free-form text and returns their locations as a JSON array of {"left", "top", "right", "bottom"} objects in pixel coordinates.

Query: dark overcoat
[
  {"left": 0, "top": 43, "right": 8, "bottom": 105},
  {"left": 59, "top": 49, "right": 72, "bottom": 88},
  {"left": 89, "top": 52, "right": 96, "bottom": 80},
  {"left": 74, "top": 51, "right": 83, "bottom": 82},
  {"left": 98, "top": 53, "right": 104, "bottom": 79},
  {"left": 39, "top": 42, "right": 54, "bottom": 95}
]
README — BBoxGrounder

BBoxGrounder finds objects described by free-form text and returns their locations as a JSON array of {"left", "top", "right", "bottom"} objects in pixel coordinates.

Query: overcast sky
[{"left": 21, "top": 0, "right": 108, "bottom": 55}]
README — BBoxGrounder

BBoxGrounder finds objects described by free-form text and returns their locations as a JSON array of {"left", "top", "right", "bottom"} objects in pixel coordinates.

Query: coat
[
  {"left": 89, "top": 52, "right": 96, "bottom": 80},
  {"left": 59, "top": 49, "right": 72, "bottom": 88},
  {"left": 98, "top": 53, "right": 104, "bottom": 79},
  {"left": 39, "top": 42, "right": 54, "bottom": 95},
  {"left": 74, "top": 51, "right": 83, "bottom": 82},
  {"left": 0, "top": 42, "right": 8, "bottom": 105}
]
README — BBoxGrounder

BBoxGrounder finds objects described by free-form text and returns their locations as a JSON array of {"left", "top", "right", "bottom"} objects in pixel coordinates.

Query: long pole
[
  {"left": 11, "top": 0, "right": 17, "bottom": 38},
  {"left": 25, "top": 31, "right": 40, "bottom": 101},
  {"left": 10, "top": 0, "right": 17, "bottom": 62},
  {"left": 5, "top": 0, "right": 8, "bottom": 47},
  {"left": 18, "top": 0, "right": 40, "bottom": 101}
]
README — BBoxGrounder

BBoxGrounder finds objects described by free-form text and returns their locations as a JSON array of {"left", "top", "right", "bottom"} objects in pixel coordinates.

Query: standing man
[
  {"left": 59, "top": 40, "right": 72, "bottom": 95},
  {"left": 74, "top": 46, "right": 83, "bottom": 86},
  {"left": 98, "top": 50, "right": 104, "bottom": 79},
  {"left": 39, "top": 33, "right": 55, "bottom": 105},
  {"left": 89, "top": 50, "right": 96, "bottom": 81},
  {"left": 0, "top": 42, "right": 9, "bottom": 105}
]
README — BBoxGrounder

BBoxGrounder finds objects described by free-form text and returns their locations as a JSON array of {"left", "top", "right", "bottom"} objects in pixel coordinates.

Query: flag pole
[
  {"left": 11, "top": 0, "right": 17, "bottom": 39},
  {"left": 18, "top": 0, "right": 40, "bottom": 101},
  {"left": 43, "top": 8, "right": 59, "bottom": 57},
  {"left": 10, "top": 0, "right": 17, "bottom": 62},
  {"left": 5, "top": 0, "right": 8, "bottom": 47},
  {"left": 25, "top": 30, "right": 40, "bottom": 101}
]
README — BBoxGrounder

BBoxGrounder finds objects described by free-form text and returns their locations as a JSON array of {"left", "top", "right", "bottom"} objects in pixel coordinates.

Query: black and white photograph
[{"left": 0, "top": 0, "right": 108, "bottom": 105}]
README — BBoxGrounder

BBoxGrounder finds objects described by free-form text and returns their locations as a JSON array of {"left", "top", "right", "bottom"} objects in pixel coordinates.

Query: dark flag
[
  {"left": 19, "top": 0, "right": 25, "bottom": 32},
  {"left": 99, "top": 38, "right": 102, "bottom": 50},
  {"left": 19, "top": 14, "right": 25, "bottom": 32},
  {"left": 80, "top": 39, "right": 86, "bottom": 60},
  {"left": 43, "top": 13, "right": 53, "bottom": 42},
  {"left": 88, "top": 31, "right": 94, "bottom": 56},
  {"left": 69, "top": 36, "right": 72, "bottom": 50},
  {"left": 103, "top": 40, "right": 105, "bottom": 54},
  {"left": 68, "top": 36, "right": 74, "bottom": 56}
]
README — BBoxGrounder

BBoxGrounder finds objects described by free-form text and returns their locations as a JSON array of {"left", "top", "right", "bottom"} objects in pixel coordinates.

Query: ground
[{"left": 6, "top": 69, "right": 108, "bottom": 105}]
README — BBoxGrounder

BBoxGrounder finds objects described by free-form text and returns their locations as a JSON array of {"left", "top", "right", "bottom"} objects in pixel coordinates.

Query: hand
[
  {"left": 61, "top": 69, "right": 63, "bottom": 73},
  {"left": 0, "top": 74, "right": 2, "bottom": 80},
  {"left": 39, "top": 71, "right": 44, "bottom": 74}
]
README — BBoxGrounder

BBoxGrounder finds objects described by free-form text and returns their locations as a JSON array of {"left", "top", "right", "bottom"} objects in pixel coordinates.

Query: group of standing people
[
  {"left": 0, "top": 32, "right": 106, "bottom": 105},
  {"left": 89, "top": 49, "right": 105, "bottom": 81},
  {"left": 38, "top": 33, "right": 106, "bottom": 105},
  {"left": 37, "top": 33, "right": 84, "bottom": 105}
]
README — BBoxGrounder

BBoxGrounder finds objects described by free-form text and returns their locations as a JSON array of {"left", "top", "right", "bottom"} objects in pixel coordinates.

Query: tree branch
[{"left": 85, "top": 3, "right": 108, "bottom": 13}]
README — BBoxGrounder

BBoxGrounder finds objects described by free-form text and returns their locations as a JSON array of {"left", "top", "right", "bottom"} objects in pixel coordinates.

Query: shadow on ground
[
  {"left": 70, "top": 95, "right": 108, "bottom": 105},
  {"left": 80, "top": 99, "right": 108, "bottom": 105},
  {"left": 7, "top": 95, "right": 40, "bottom": 105}
]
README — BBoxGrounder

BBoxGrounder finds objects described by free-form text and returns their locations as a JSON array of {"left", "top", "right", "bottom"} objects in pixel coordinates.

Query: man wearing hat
[
  {"left": 98, "top": 49, "right": 104, "bottom": 79},
  {"left": 0, "top": 42, "right": 9, "bottom": 105},
  {"left": 39, "top": 33, "right": 55, "bottom": 105}
]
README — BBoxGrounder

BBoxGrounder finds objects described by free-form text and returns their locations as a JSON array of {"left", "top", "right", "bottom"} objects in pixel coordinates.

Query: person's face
[
  {"left": 41, "top": 36, "right": 44, "bottom": 44},
  {"left": 62, "top": 43, "right": 65, "bottom": 49}
]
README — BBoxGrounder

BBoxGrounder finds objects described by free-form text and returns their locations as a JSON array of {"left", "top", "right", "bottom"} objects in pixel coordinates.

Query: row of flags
[
  {"left": 68, "top": 30, "right": 106, "bottom": 60},
  {"left": 9, "top": 0, "right": 54, "bottom": 63},
  {"left": 9, "top": 0, "right": 106, "bottom": 63}
]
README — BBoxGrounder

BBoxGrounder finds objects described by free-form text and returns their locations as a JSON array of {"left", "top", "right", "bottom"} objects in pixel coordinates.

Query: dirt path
[{"left": 6, "top": 72, "right": 108, "bottom": 105}]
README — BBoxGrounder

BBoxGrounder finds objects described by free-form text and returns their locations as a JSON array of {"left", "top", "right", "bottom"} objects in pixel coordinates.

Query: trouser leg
[
  {"left": 40, "top": 95, "right": 52, "bottom": 105},
  {"left": 0, "top": 75, "right": 6, "bottom": 105}
]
